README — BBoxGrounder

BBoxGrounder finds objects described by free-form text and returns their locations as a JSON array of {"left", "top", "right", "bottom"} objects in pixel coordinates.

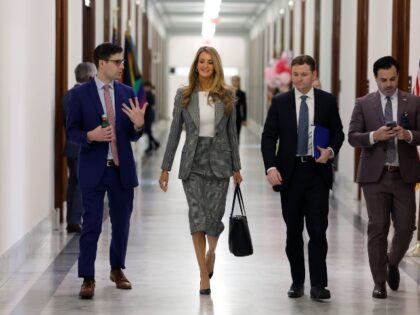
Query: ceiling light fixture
[{"left": 201, "top": 0, "right": 222, "bottom": 41}]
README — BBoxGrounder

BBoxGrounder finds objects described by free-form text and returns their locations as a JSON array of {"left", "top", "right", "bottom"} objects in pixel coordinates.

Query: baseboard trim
[{"left": 0, "top": 209, "right": 57, "bottom": 287}]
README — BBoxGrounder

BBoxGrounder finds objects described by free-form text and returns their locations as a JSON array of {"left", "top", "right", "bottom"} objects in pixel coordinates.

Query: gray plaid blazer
[{"left": 161, "top": 88, "right": 241, "bottom": 179}]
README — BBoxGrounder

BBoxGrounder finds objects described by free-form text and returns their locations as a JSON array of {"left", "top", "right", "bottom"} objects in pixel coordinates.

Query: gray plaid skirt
[{"left": 182, "top": 137, "right": 229, "bottom": 237}]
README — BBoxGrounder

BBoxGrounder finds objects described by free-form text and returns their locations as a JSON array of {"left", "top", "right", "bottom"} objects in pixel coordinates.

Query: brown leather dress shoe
[
  {"left": 79, "top": 279, "right": 95, "bottom": 299},
  {"left": 372, "top": 283, "right": 387, "bottom": 299},
  {"left": 110, "top": 269, "right": 132, "bottom": 289}
]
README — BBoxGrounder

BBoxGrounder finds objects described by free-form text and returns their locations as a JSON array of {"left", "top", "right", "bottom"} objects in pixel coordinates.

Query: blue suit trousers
[{"left": 78, "top": 166, "right": 134, "bottom": 278}]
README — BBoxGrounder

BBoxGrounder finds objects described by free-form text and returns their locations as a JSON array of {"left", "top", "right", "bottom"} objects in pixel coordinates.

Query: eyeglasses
[{"left": 106, "top": 59, "right": 124, "bottom": 66}]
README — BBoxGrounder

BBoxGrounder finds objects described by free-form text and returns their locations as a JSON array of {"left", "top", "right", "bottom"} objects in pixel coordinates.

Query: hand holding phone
[
  {"left": 373, "top": 122, "right": 398, "bottom": 141},
  {"left": 385, "top": 121, "right": 397, "bottom": 128}
]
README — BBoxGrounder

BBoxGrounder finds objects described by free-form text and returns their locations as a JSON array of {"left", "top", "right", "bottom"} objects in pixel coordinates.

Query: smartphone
[{"left": 386, "top": 121, "right": 397, "bottom": 128}]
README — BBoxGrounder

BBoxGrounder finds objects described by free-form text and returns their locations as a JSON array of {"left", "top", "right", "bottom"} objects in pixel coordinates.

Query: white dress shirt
[{"left": 295, "top": 88, "right": 315, "bottom": 156}]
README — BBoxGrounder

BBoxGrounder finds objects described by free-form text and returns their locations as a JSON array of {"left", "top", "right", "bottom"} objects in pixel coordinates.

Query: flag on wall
[
  {"left": 414, "top": 60, "right": 420, "bottom": 96},
  {"left": 123, "top": 31, "right": 145, "bottom": 106},
  {"left": 413, "top": 60, "right": 420, "bottom": 190}
]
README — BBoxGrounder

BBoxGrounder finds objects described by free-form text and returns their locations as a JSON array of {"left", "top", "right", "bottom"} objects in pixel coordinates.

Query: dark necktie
[
  {"left": 297, "top": 95, "right": 309, "bottom": 155},
  {"left": 384, "top": 96, "right": 396, "bottom": 164},
  {"left": 104, "top": 85, "right": 119, "bottom": 165}
]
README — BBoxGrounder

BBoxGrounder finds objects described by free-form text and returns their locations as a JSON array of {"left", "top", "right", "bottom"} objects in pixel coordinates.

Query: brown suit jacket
[{"left": 348, "top": 90, "right": 420, "bottom": 184}]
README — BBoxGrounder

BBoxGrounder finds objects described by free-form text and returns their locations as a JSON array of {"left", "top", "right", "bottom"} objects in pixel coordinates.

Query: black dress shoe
[
  {"left": 372, "top": 283, "right": 387, "bottom": 299},
  {"left": 66, "top": 224, "right": 81, "bottom": 233},
  {"left": 310, "top": 287, "right": 331, "bottom": 300},
  {"left": 287, "top": 284, "right": 304, "bottom": 298},
  {"left": 387, "top": 263, "right": 400, "bottom": 291}
]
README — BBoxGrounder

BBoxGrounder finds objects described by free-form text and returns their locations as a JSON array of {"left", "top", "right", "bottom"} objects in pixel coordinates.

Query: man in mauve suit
[
  {"left": 62, "top": 62, "right": 96, "bottom": 233},
  {"left": 67, "top": 43, "right": 147, "bottom": 299},
  {"left": 348, "top": 56, "right": 420, "bottom": 299},
  {"left": 261, "top": 55, "right": 344, "bottom": 300}
]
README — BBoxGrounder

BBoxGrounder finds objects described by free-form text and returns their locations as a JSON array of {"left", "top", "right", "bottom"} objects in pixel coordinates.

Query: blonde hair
[
  {"left": 181, "top": 46, "right": 234, "bottom": 114},
  {"left": 231, "top": 75, "right": 241, "bottom": 89}
]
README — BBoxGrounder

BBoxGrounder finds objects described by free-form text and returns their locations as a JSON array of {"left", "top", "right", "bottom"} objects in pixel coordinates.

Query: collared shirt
[
  {"left": 94, "top": 77, "right": 116, "bottom": 160},
  {"left": 295, "top": 88, "right": 315, "bottom": 156}
]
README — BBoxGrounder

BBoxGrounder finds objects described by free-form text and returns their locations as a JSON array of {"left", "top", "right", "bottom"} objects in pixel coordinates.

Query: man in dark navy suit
[
  {"left": 62, "top": 62, "right": 96, "bottom": 233},
  {"left": 67, "top": 43, "right": 147, "bottom": 299},
  {"left": 261, "top": 55, "right": 344, "bottom": 300}
]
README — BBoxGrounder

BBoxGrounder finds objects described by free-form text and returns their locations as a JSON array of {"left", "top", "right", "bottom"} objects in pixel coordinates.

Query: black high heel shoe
[
  {"left": 199, "top": 288, "right": 211, "bottom": 295},
  {"left": 208, "top": 254, "right": 216, "bottom": 279},
  {"left": 199, "top": 280, "right": 211, "bottom": 295}
]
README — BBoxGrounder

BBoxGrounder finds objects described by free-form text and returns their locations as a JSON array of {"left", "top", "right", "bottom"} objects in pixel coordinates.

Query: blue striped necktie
[{"left": 297, "top": 95, "right": 309, "bottom": 155}]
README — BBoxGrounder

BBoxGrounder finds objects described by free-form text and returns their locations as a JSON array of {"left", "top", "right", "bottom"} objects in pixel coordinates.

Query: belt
[
  {"left": 296, "top": 156, "right": 315, "bottom": 163},
  {"left": 384, "top": 165, "right": 399, "bottom": 172},
  {"left": 106, "top": 159, "right": 117, "bottom": 167}
]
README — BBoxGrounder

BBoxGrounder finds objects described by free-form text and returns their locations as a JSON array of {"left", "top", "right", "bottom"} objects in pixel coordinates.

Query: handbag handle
[{"left": 230, "top": 184, "right": 247, "bottom": 218}]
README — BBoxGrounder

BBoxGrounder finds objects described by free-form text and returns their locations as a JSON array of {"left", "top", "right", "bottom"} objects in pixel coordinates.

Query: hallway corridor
[{"left": 1, "top": 126, "right": 419, "bottom": 315}]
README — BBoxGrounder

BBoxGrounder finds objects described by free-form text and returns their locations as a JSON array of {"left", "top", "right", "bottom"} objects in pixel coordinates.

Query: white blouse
[{"left": 198, "top": 92, "right": 215, "bottom": 137}]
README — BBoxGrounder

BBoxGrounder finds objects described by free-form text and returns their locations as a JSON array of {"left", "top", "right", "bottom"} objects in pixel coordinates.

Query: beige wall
[{"left": 0, "top": 0, "right": 55, "bottom": 256}]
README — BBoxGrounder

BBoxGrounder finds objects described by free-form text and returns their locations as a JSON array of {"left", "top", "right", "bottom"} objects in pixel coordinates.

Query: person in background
[
  {"left": 67, "top": 42, "right": 147, "bottom": 299},
  {"left": 62, "top": 62, "right": 96, "bottom": 233},
  {"left": 159, "top": 46, "right": 242, "bottom": 295},
  {"left": 144, "top": 81, "right": 160, "bottom": 153},
  {"left": 231, "top": 75, "right": 247, "bottom": 141},
  {"left": 348, "top": 56, "right": 420, "bottom": 299}
]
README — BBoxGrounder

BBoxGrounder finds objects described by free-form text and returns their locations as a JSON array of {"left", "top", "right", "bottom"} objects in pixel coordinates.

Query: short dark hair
[
  {"left": 143, "top": 81, "right": 153, "bottom": 88},
  {"left": 74, "top": 62, "right": 96, "bottom": 83},
  {"left": 93, "top": 42, "right": 123, "bottom": 68},
  {"left": 291, "top": 55, "right": 317, "bottom": 72},
  {"left": 373, "top": 56, "right": 400, "bottom": 77}
]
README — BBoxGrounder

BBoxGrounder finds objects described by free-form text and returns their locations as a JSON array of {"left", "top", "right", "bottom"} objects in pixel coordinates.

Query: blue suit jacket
[
  {"left": 62, "top": 84, "right": 81, "bottom": 158},
  {"left": 67, "top": 79, "right": 142, "bottom": 189}
]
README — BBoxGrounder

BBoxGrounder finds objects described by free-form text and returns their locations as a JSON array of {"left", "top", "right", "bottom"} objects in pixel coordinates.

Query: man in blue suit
[
  {"left": 67, "top": 43, "right": 147, "bottom": 299},
  {"left": 62, "top": 62, "right": 96, "bottom": 233}
]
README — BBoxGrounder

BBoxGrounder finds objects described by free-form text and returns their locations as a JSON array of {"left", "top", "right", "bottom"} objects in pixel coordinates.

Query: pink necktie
[{"left": 103, "top": 85, "right": 119, "bottom": 165}]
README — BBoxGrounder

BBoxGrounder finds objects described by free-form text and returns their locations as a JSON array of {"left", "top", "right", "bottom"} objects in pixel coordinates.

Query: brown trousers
[{"left": 362, "top": 169, "right": 416, "bottom": 284}]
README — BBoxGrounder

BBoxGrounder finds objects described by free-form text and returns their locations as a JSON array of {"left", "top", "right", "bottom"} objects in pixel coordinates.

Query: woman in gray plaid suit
[{"left": 159, "top": 46, "right": 242, "bottom": 295}]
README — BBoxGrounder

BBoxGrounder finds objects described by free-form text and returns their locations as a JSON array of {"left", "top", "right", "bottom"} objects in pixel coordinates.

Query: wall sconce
[
  {"left": 279, "top": 9, "right": 285, "bottom": 15},
  {"left": 288, "top": 1, "right": 294, "bottom": 8},
  {"left": 84, "top": 0, "right": 91, "bottom": 8}
]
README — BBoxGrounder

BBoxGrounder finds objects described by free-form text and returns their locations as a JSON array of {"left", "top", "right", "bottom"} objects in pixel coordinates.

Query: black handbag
[{"left": 228, "top": 185, "right": 253, "bottom": 257}]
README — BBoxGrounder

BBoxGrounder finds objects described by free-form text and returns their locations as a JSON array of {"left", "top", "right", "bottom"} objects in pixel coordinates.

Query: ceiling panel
[{"left": 150, "top": 0, "right": 272, "bottom": 35}]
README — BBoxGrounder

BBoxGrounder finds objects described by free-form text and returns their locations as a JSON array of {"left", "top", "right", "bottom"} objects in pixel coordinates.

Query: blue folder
[{"left": 312, "top": 126, "right": 330, "bottom": 159}]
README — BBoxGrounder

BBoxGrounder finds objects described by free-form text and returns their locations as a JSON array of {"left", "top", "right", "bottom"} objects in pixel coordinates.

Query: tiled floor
[{"left": 1, "top": 125, "right": 419, "bottom": 315}]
